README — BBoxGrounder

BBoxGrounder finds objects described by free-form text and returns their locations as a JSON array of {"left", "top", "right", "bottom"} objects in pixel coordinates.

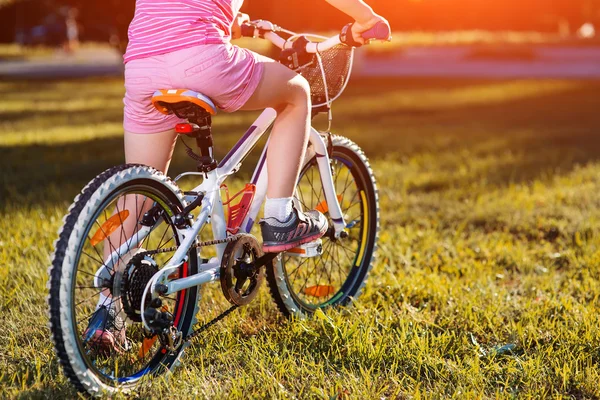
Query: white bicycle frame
[
  {"left": 129, "top": 111, "right": 347, "bottom": 329},
  {"left": 96, "top": 25, "right": 351, "bottom": 330}
]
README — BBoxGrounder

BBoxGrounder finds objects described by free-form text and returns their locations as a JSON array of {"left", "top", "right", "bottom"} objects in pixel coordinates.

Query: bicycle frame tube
[
  {"left": 119, "top": 108, "right": 348, "bottom": 323},
  {"left": 240, "top": 128, "right": 347, "bottom": 235},
  {"left": 181, "top": 108, "right": 347, "bottom": 245}
]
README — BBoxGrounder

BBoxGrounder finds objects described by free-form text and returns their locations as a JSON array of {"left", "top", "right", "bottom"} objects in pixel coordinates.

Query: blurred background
[
  {"left": 2, "top": 1, "right": 600, "bottom": 397},
  {"left": 1, "top": 0, "right": 599, "bottom": 43},
  {"left": 0, "top": 0, "right": 599, "bottom": 78}
]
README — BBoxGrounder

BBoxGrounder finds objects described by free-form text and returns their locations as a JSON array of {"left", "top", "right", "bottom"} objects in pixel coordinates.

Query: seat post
[
  {"left": 188, "top": 113, "right": 217, "bottom": 173},
  {"left": 152, "top": 89, "right": 219, "bottom": 173}
]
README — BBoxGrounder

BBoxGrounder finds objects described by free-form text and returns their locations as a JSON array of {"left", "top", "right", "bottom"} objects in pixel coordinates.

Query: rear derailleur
[{"left": 143, "top": 298, "right": 182, "bottom": 352}]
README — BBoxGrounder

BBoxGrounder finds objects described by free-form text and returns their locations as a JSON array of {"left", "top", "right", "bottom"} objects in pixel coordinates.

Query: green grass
[{"left": 2, "top": 76, "right": 600, "bottom": 399}]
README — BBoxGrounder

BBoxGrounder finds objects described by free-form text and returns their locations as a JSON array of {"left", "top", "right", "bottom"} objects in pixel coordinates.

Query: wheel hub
[{"left": 122, "top": 254, "right": 159, "bottom": 322}]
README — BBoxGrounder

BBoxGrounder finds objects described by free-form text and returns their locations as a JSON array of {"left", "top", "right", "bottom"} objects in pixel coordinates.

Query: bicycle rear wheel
[
  {"left": 48, "top": 164, "right": 199, "bottom": 396},
  {"left": 267, "top": 136, "right": 380, "bottom": 317}
]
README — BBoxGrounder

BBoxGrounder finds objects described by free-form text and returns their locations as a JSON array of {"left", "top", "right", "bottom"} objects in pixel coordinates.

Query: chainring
[
  {"left": 220, "top": 234, "right": 264, "bottom": 306},
  {"left": 121, "top": 254, "right": 159, "bottom": 322}
]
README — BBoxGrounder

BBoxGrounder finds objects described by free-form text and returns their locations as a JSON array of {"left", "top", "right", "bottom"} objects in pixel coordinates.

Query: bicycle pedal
[{"left": 285, "top": 239, "right": 323, "bottom": 258}]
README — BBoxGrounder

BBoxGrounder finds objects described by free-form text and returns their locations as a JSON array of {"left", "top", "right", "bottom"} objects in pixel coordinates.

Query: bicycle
[{"left": 47, "top": 20, "right": 390, "bottom": 396}]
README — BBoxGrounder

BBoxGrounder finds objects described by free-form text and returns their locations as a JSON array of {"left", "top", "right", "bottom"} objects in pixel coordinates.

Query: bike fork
[{"left": 308, "top": 128, "right": 347, "bottom": 236}]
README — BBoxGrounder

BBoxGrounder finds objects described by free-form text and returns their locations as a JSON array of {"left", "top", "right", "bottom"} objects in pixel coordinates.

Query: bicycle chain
[
  {"left": 134, "top": 235, "right": 240, "bottom": 258},
  {"left": 186, "top": 304, "right": 239, "bottom": 342},
  {"left": 130, "top": 234, "right": 242, "bottom": 344}
]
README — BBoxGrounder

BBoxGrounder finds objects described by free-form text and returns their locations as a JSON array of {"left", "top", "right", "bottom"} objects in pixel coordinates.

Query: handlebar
[
  {"left": 241, "top": 20, "right": 391, "bottom": 54},
  {"left": 362, "top": 22, "right": 392, "bottom": 42}
]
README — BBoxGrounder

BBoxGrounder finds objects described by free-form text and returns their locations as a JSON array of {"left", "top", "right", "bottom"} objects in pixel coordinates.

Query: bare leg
[
  {"left": 124, "top": 129, "right": 178, "bottom": 172},
  {"left": 96, "top": 128, "right": 180, "bottom": 314},
  {"left": 103, "top": 129, "right": 178, "bottom": 260},
  {"left": 240, "top": 61, "right": 311, "bottom": 198}
]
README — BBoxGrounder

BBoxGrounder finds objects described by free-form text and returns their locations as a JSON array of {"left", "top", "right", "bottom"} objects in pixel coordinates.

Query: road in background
[
  {"left": 354, "top": 46, "right": 600, "bottom": 79},
  {"left": 1, "top": 46, "right": 600, "bottom": 79},
  {"left": 0, "top": 47, "right": 122, "bottom": 78}
]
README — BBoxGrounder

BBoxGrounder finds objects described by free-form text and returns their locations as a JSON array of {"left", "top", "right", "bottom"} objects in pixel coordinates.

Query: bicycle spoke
[
  {"left": 134, "top": 194, "right": 141, "bottom": 245},
  {"left": 287, "top": 257, "right": 311, "bottom": 282},
  {"left": 328, "top": 243, "right": 335, "bottom": 295},
  {"left": 340, "top": 167, "right": 352, "bottom": 200},
  {"left": 308, "top": 168, "right": 323, "bottom": 207},
  {"left": 299, "top": 256, "right": 318, "bottom": 300},
  {"left": 318, "top": 241, "right": 334, "bottom": 284},
  {"left": 338, "top": 242, "right": 358, "bottom": 262},
  {"left": 335, "top": 244, "right": 346, "bottom": 288},
  {"left": 309, "top": 168, "right": 315, "bottom": 207},
  {"left": 342, "top": 192, "right": 360, "bottom": 212},
  {"left": 115, "top": 196, "right": 127, "bottom": 249},
  {"left": 74, "top": 290, "right": 112, "bottom": 310},
  {"left": 155, "top": 223, "right": 171, "bottom": 250},
  {"left": 157, "top": 234, "right": 175, "bottom": 250},
  {"left": 288, "top": 158, "right": 356, "bottom": 305},
  {"left": 132, "top": 195, "right": 148, "bottom": 250},
  {"left": 318, "top": 241, "right": 335, "bottom": 289},
  {"left": 76, "top": 268, "right": 103, "bottom": 282},
  {"left": 339, "top": 172, "right": 356, "bottom": 201},
  {"left": 86, "top": 231, "right": 108, "bottom": 270},
  {"left": 297, "top": 188, "right": 310, "bottom": 211},
  {"left": 333, "top": 159, "right": 341, "bottom": 186},
  {"left": 276, "top": 147, "right": 375, "bottom": 314},
  {"left": 81, "top": 250, "right": 104, "bottom": 266},
  {"left": 94, "top": 217, "right": 127, "bottom": 273}
]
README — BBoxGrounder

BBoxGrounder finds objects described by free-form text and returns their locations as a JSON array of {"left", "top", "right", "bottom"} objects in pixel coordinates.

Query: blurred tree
[{"left": 1, "top": 0, "right": 598, "bottom": 43}]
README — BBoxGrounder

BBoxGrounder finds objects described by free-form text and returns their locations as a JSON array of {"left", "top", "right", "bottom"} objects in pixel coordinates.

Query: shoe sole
[{"left": 263, "top": 226, "right": 327, "bottom": 253}]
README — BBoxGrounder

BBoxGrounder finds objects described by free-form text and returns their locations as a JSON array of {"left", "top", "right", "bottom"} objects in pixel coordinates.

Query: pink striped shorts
[{"left": 123, "top": 43, "right": 269, "bottom": 134}]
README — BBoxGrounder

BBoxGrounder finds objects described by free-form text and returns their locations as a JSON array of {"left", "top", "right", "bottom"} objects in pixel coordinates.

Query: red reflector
[{"left": 175, "top": 123, "right": 193, "bottom": 134}]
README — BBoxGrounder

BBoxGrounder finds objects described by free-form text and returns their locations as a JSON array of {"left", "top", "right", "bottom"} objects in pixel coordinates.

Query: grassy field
[{"left": 1, "top": 76, "right": 600, "bottom": 399}]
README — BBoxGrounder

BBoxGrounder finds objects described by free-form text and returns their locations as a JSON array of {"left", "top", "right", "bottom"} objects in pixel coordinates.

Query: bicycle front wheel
[
  {"left": 47, "top": 164, "right": 199, "bottom": 396},
  {"left": 267, "top": 136, "right": 380, "bottom": 317}
]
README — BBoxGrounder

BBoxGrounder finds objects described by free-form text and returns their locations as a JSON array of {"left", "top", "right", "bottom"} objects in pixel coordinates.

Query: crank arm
[{"left": 254, "top": 252, "right": 279, "bottom": 269}]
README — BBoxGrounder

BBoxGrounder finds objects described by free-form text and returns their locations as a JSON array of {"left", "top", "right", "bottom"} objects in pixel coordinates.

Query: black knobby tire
[
  {"left": 266, "top": 136, "right": 380, "bottom": 317},
  {"left": 47, "top": 164, "right": 199, "bottom": 397}
]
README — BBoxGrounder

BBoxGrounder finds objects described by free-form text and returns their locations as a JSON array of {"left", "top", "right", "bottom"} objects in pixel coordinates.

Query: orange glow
[
  {"left": 315, "top": 195, "right": 344, "bottom": 214},
  {"left": 304, "top": 285, "right": 335, "bottom": 298},
  {"left": 90, "top": 210, "right": 130, "bottom": 246}
]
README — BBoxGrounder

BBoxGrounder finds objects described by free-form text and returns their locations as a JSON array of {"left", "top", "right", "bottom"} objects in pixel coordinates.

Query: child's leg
[
  {"left": 239, "top": 62, "right": 328, "bottom": 252},
  {"left": 95, "top": 129, "right": 178, "bottom": 315},
  {"left": 101, "top": 129, "right": 178, "bottom": 261},
  {"left": 124, "top": 129, "right": 179, "bottom": 172},
  {"left": 239, "top": 61, "right": 311, "bottom": 199},
  {"left": 122, "top": 128, "right": 179, "bottom": 240}
]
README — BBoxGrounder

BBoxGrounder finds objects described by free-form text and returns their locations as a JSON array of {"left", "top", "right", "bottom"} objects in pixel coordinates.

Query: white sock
[
  {"left": 96, "top": 292, "right": 111, "bottom": 310},
  {"left": 264, "top": 196, "right": 294, "bottom": 222}
]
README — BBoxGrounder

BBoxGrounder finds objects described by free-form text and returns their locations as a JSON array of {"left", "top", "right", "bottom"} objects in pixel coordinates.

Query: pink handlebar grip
[{"left": 361, "top": 22, "right": 391, "bottom": 41}]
